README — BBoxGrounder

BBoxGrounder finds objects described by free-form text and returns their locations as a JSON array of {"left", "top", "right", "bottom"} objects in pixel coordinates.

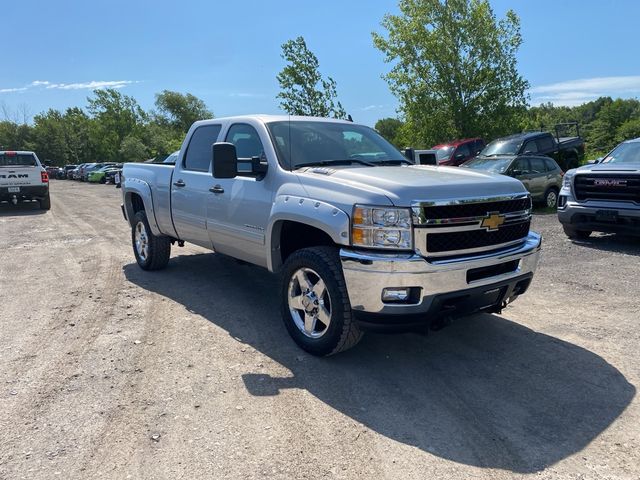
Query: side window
[
  {"left": 226, "top": 124, "right": 265, "bottom": 159},
  {"left": 183, "top": 124, "right": 222, "bottom": 171},
  {"left": 529, "top": 157, "right": 546, "bottom": 174},
  {"left": 473, "top": 139, "right": 485, "bottom": 154},
  {"left": 455, "top": 143, "right": 471, "bottom": 158},
  {"left": 512, "top": 158, "right": 530, "bottom": 174},
  {"left": 536, "top": 135, "right": 555, "bottom": 152},
  {"left": 544, "top": 158, "right": 557, "bottom": 172},
  {"left": 523, "top": 140, "right": 538, "bottom": 154}
]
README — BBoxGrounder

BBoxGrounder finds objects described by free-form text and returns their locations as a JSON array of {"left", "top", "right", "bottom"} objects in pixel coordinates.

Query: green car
[{"left": 88, "top": 165, "right": 122, "bottom": 183}]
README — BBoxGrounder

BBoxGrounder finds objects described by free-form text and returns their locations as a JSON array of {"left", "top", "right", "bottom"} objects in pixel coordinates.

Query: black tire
[
  {"left": 563, "top": 225, "right": 591, "bottom": 240},
  {"left": 280, "top": 246, "right": 362, "bottom": 356},
  {"left": 131, "top": 210, "right": 171, "bottom": 270},
  {"left": 39, "top": 192, "right": 51, "bottom": 210},
  {"left": 100, "top": 177, "right": 106, "bottom": 184},
  {"left": 544, "top": 187, "right": 559, "bottom": 209}
]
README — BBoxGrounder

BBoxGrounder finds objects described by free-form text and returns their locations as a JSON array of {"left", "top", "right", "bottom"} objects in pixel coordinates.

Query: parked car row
[{"left": 51, "top": 162, "right": 124, "bottom": 186}]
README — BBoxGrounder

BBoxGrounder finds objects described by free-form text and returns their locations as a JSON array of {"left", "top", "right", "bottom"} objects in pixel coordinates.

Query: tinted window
[
  {"left": 523, "top": 141, "right": 538, "bottom": 154},
  {"left": 434, "top": 146, "right": 454, "bottom": 161},
  {"left": 480, "top": 139, "right": 523, "bottom": 156},
  {"left": 474, "top": 139, "right": 485, "bottom": 153},
  {"left": 529, "top": 157, "right": 546, "bottom": 173},
  {"left": 184, "top": 124, "right": 222, "bottom": 171},
  {"left": 544, "top": 158, "right": 557, "bottom": 172},
  {"left": 226, "top": 124, "right": 265, "bottom": 159},
  {"left": 512, "top": 158, "right": 530, "bottom": 173},
  {"left": 0, "top": 153, "right": 37, "bottom": 167},
  {"left": 455, "top": 143, "right": 471, "bottom": 158},
  {"left": 536, "top": 135, "right": 555, "bottom": 152}
]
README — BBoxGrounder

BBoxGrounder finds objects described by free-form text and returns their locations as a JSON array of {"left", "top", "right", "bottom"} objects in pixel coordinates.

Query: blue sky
[{"left": 1, "top": 0, "right": 639, "bottom": 126}]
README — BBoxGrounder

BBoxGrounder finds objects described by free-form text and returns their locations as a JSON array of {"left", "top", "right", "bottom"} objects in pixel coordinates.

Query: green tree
[
  {"left": 374, "top": 117, "right": 405, "bottom": 147},
  {"left": 276, "top": 36, "right": 347, "bottom": 118},
  {"left": 119, "top": 135, "right": 149, "bottom": 162},
  {"left": 63, "top": 107, "right": 93, "bottom": 164},
  {"left": 32, "top": 109, "right": 68, "bottom": 165},
  {"left": 154, "top": 90, "right": 212, "bottom": 133},
  {"left": 87, "top": 88, "right": 146, "bottom": 161},
  {"left": 373, "top": 0, "right": 529, "bottom": 147}
]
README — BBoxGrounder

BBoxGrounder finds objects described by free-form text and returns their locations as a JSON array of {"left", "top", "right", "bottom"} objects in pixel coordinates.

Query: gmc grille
[{"left": 574, "top": 174, "right": 640, "bottom": 202}]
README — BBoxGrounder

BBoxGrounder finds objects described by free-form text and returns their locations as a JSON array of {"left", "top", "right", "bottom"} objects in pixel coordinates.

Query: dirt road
[{"left": 1, "top": 181, "right": 638, "bottom": 479}]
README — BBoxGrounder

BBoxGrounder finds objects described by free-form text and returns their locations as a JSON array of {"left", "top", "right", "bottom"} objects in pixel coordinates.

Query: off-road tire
[
  {"left": 39, "top": 192, "right": 51, "bottom": 210},
  {"left": 132, "top": 210, "right": 171, "bottom": 270},
  {"left": 280, "top": 246, "right": 363, "bottom": 356},
  {"left": 563, "top": 224, "right": 591, "bottom": 240}
]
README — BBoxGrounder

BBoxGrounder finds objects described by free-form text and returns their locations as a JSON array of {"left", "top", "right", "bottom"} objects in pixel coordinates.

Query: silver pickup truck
[{"left": 122, "top": 115, "right": 541, "bottom": 355}]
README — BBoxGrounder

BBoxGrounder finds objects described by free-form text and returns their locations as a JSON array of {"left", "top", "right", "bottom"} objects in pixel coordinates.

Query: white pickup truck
[
  {"left": 121, "top": 115, "right": 541, "bottom": 355},
  {"left": 0, "top": 151, "right": 51, "bottom": 210}
]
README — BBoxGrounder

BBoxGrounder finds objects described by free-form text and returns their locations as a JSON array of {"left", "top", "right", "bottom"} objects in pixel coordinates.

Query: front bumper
[
  {"left": 558, "top": 199, "right": 640, "bottom": 234},
  {"left": 340, "top": 232, "right": 541, "bottom": 320}
]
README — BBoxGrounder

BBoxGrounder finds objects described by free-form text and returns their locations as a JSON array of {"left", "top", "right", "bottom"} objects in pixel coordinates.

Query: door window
[
  {"left": 536, "top": 135, "right": 555, "bottom": 152},
  {"left": 183, "top": 124, "right": 222, "bottom": 171},
  {"left": 523, "top": 141, "right": 538, "bottom": 154},
  {"left": 455, "top": 143, "right": 471, "bottom": 159},
  {"left": 544, "top": 158, "right": 557, "bottom": 172},
  {"left": 226, "top": 124, "right": 265, "bottom": 159},
  {"left": 529, "top": 157, "right": 546, "bottom": 174},
  {"left": 511, "top": 158, "right": 530, "bottom": 175}
]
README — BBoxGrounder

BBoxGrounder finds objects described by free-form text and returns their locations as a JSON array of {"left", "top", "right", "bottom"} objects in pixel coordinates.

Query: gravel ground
[{"left": 0, "top": 181, "right": 638, "bottom": 480}]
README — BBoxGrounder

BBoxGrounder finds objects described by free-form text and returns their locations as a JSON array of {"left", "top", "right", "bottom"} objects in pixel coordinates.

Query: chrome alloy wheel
[
  {"left": 546, "top": 190, "right": 558, "bottom": 208},
  {"left": 134, "top": 221, "right": 149, "bottom": 261},
  {"left": 287, "top": 267, "right": 332, "bottom": 338}
]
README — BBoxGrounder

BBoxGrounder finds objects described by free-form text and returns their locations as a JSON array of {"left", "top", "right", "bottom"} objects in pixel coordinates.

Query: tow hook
[{"left": 11, "top": 195, "right": 18, "bottom": 205}]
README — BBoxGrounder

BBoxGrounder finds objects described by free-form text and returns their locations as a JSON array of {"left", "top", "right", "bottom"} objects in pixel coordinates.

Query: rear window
[{"left": 0, "top": 153, "right": 37, "bottom": 167}]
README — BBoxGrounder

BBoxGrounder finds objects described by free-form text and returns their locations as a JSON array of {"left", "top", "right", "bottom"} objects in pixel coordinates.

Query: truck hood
[
  {"left": 575, "top": 162, "right": 640, "bottom": 174},
  {"left": 297, "top": 165, "right": 527, "bottom": 206}
]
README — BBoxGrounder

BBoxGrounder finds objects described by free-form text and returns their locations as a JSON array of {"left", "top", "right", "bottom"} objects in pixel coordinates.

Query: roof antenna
[{"left": 347, "top": 114, "right": 353, "bottom": 122}]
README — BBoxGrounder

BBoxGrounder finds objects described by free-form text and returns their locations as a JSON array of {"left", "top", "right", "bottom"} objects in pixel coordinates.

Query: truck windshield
[
  {"left": 266, "top": 121, "right": 407, "bottom": 170},
  {"left": 601, "top": 142, "right": 640, "bottom": 164},
  {"left": 480, "top": 139, "right": 522, "bottom": 156},
  {"left": 0, "top": 153, "right": 37, "bottom": 167},
  {"left": 461, "top": 157, "right": 512, "bottom": 173}
]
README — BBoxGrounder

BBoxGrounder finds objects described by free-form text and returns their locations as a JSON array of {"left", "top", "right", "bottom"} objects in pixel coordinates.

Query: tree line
[
  {"left": 2, "top": 0, "right": 639, "bottom": 165},
  {"left": 0, "top": 89, "right": 212, "bottom": 165}
]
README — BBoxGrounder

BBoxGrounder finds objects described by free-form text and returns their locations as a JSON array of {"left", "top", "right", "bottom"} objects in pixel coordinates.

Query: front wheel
[
  {"left": 131, "top": 211, "right": 171, "bottom": 270},
  {"left": 280, "top": 247, "right": 362, "bottom": 356}
]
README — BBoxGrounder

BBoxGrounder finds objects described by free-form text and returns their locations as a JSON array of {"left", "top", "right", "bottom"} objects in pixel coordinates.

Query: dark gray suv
[{"left": 462, "top": 155, "right": 564, "bottom": 207}]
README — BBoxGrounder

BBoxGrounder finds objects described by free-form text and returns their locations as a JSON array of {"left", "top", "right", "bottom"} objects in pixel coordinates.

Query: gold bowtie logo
[{"left": 481, "top": 212, "right": 505, "bottom": 231}]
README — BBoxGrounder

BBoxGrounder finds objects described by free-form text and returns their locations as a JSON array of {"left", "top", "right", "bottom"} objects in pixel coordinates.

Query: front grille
[
  {"left": 574, "top": 174, "right": 640, "bottom": 202},
  {"left": 426, "top": 221, "right": 530, "bottom": 253},
  {"left": 418, "top": 197, "right": 531, "bottom": 221}
]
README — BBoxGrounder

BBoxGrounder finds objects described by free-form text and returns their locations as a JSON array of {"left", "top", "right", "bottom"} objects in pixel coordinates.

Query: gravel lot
[{"left": 1, "top": 181, "right": 638, "bottom": 480}]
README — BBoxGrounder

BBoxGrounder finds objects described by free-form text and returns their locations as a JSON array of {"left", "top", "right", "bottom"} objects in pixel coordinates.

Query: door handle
[
  {"left": 173, "top": 179, "right": 186, "bottom": 187},
  {"left": 209, "top": 185, "right": 225, "bottom": 194}
]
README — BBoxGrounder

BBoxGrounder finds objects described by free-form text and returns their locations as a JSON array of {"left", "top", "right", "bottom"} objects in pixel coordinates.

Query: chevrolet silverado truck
[
  {"left": 0, "top": 150, "right": 50, "bottom": 210},
  {"left": 558, "top": 137, "right": 640, "bottom": 239},
  {"left": 121, "top": 115, "right": 542, "bottom": 356}
]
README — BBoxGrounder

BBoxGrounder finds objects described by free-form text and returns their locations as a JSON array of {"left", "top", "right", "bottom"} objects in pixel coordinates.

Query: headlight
[
  {"left": 352, "top": 206, "right": 413, "bottom": 249},
  {"left": 563, "top": 171, "right": 575, "bottom": 188}
]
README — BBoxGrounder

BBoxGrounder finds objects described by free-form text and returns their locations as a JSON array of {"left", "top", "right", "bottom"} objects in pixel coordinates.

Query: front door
[
  {"left": 206, "top": 123, "right": 273, "bottom": 267},
  {"left": 171, "top": 124, "right": 222, "bottom": 248}
]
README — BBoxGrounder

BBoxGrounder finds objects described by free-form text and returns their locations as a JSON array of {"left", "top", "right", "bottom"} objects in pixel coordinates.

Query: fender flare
[
  {"left": 266, "top": 195, "right": 351, "bottom": 272},
  {"left": 122, "top": 178, "right": 162, "bottom": 236}
]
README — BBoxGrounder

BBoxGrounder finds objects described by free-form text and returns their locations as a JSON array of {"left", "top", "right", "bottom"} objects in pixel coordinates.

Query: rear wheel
[
  {"left": 544, "top": 187, "right": 559, "bottom": 208},
  {"left": 39, "top": 192, "right": 51, "bottom": 210},
  {"left": 132, "top": 210, "right": 171, "bottom": 270},
  {"left": 563, "top": 225, "right": 591, "bottom": 240},
  {"left": 280, "top": 247, "right": 362, "bottom": 356}
]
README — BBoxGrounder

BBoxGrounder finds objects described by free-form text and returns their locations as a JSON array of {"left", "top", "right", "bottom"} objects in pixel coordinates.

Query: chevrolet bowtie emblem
[{"left": 481, "top": 212, "right": 505, "bottom": 231}]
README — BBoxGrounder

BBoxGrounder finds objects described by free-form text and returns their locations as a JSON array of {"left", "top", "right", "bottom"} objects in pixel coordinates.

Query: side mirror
[{"left": 212, "top": 142, "right": 238, "bottom": 179}]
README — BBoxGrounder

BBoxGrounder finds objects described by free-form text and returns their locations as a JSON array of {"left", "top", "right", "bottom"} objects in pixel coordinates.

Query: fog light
[
  {"left": 382, "top": 288, "right": 411, "bottom": 302},
  {"left": 558, "top": 195, "right": 567, "bottom": 208}
]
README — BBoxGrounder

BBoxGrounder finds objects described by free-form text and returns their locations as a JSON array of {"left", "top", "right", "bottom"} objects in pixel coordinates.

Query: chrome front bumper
[{"left": 340, "top": 232, "right": 541, "bottom": 315}]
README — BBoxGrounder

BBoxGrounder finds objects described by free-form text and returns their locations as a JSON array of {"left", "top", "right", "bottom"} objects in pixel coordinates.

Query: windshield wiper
[
  {"left": 294, "top": 159, "right": 375, "bottom": 169},
  {"left": 374, "top": 159, "right": 413, "bottom": 165}
]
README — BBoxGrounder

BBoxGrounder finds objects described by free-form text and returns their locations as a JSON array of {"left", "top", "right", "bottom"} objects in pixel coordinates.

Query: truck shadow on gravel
[
  {"left": 568, "top": 233, "right": 640, "bottom": 256},
  {"left": 0, "top": 201, "right": 47, "bottom": 216},
  {"left": 124, "top": 253, "right": 635, "bottom": 474}
]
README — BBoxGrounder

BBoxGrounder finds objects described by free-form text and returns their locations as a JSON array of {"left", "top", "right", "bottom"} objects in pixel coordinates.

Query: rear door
[
  {"left": 0, "top": 152, "right": 43, "bottom": 190},
  {"left": 508, "top": 157, "right": 533, "bottom": 193},
  {"left": 171, "top": 124, "right": 222, "bottom": 248},
  {"left": 527, "top": 157, "right": 548, "bottom": 199}
]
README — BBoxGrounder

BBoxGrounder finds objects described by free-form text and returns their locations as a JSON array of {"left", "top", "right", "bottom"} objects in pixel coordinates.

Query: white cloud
[
  {"left": 530, "top": 76, "right": 640, "bottom": 106},
  {"left": 229, "top": 92, "right": 266, "bottom": 98},
  {"left": 0, "top": 79, "right": 138, "bottom": 94},
  {"left": 361, "top": 104, "right": 384, "bottom": 111}
]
